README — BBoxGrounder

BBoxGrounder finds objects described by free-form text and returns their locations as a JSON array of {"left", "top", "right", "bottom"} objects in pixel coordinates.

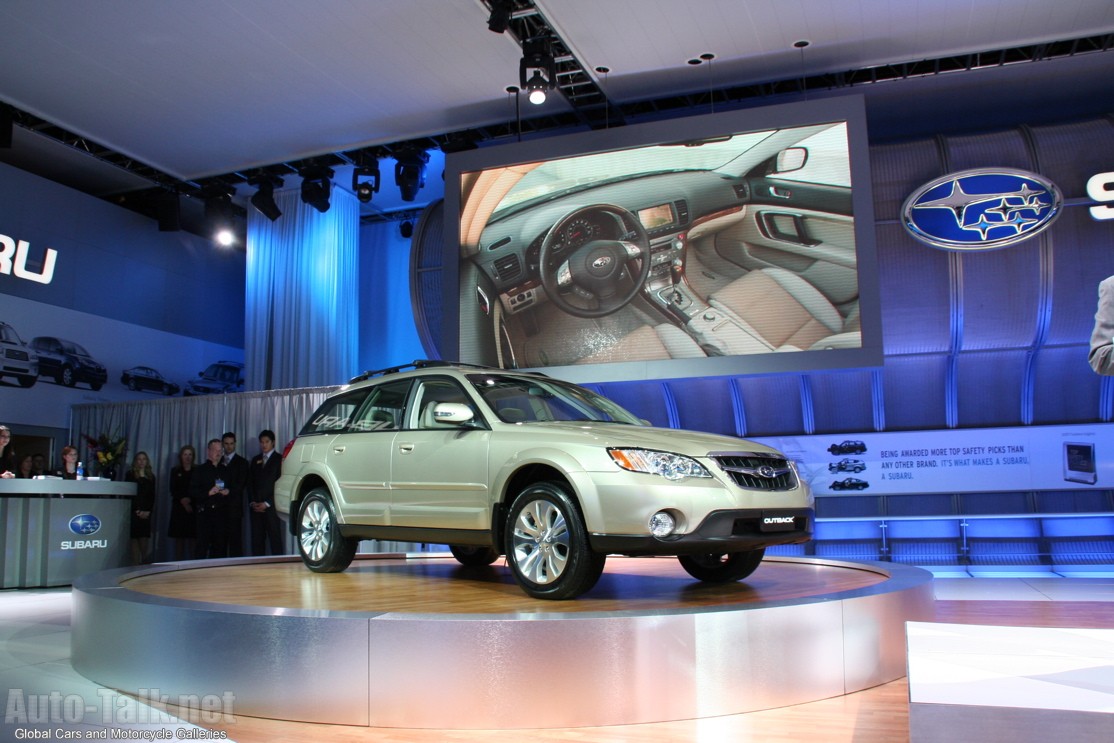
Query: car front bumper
[{"left": 589, "top": 507, "right": 813, "bottom": 556}]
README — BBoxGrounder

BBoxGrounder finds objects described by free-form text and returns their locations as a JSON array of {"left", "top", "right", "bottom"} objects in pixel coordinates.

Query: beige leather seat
[
  {"left": 575, "top": 323, "right": 707, "bottom": 365},
  {"left": 707, "top": 268, "right": 861, "bottom": 351}
]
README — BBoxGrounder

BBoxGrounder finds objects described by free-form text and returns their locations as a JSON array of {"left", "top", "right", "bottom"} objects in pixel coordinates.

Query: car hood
[{"left": 507, "top": 422, "right": 783, "bottom": 458}]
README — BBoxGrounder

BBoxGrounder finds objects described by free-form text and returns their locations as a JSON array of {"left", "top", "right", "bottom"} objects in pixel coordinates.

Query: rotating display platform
[{"left": 72, "top": 554, "right": 934, "bottom": 729}]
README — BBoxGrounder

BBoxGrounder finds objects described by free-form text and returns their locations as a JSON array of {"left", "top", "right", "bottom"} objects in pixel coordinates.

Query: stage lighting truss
[
  {"left": 486, "top": 0, "right": 513, "bottom": 34},
  {"left": 352, "top": 163, "right": 381, "bottom": 204},
  {"left": 393, "top": 148, "right": 429, "bottom": 202},
  {"left": 519, "top": 37, "right": 556, "bottom": 105},
  {"left": 248, "top": 174, "right": 284, "bottom": 221},
  {"left": 299, "top": 165, "right": 334, "bottom": 213}
]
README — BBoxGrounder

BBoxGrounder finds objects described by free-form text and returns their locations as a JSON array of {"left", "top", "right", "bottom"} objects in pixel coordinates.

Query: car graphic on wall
[
  {"left": 120, "top": 366, "right": 180, "bottom": 396},
  {"left": 184, "top": 360, "right": 244, "bottom": 396},
  {"left": 828, "top": 458, "right": 866, "bottom": 473},
  {"left": 29, "top": 336, "right": 107, "bottom": 390},
  {"left": 829, "top": 477, "right": 869, "bottom": 491},
  {"left": 0, "top": 321, "right": 39, "bottom": 388},
  {"left": 827, "top": 440, "right": 867, "bottom": 455}
]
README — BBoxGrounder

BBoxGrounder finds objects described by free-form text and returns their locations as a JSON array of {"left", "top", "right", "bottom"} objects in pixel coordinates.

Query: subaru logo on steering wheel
[{"left": 592, "top": 256, "right": 612, "bottom": 269}]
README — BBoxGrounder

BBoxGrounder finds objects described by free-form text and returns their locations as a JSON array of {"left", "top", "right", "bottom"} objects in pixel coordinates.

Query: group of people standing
[
  {"left": 166, "top": 430, "right": 284, "bottom": 561},
  {"left": 0, "top": 425, "right": 285, "bottom": 564}
]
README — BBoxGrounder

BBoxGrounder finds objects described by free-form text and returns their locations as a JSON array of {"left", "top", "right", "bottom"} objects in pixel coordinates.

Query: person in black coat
[
  {"left": 192, "top": 439, "right": 231, "bottom": 560},
  {"left": 219, "top": 431, "right": 249, "bottom": 557},
  {"left": 167, "top": 444, "right": 197, "bottom": 560},
  {"left": 247, "top": 429, "right": 284, "bottom": 555},
  {"left": 125, "top": 451, "right": 156, "bottom": 564}
]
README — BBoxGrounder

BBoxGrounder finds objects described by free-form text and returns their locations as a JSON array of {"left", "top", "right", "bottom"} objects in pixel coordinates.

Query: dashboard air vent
[
  {"left": 493, "top": 254, "right": 522, "bottom": 282},
  {"left": 733, "top": 183, "right": 750, "bottom": 200},
  {"left": 674, "top": 199, "right": 690, "bottom": 225}
]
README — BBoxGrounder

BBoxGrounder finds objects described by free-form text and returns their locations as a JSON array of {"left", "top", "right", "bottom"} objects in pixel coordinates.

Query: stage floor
[
  {"left": 121, "top": 553, "right": 887, "bottom": 614},
  {"left": 72, "top": 554, "right": 934, "bottom": 729}
]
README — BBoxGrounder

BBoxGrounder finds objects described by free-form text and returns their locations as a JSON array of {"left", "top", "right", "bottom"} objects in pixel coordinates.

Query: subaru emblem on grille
[{"left": 756, "top": 465, "right": 776, "bottom": 479}]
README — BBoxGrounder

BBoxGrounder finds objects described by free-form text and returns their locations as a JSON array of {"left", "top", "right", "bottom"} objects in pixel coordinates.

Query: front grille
[
  {"left": 5, "top": 348, "right": 28, "bottom": 361},
  {"left": 713, "top": 453, "right": 798, "bottom": 491}
]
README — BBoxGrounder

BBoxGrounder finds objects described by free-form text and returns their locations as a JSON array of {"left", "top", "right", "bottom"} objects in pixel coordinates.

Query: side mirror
[
  {"left": 432, "top": 402, "right": 475, "bottom": 425},
  {"left": 775, "top": 147, "right": 807, "bottom": 173}
]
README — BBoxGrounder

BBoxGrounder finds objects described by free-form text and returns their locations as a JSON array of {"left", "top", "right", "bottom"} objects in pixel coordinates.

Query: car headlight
[{"left": 608, "top": 448, "right": 711, "bottom": 481}]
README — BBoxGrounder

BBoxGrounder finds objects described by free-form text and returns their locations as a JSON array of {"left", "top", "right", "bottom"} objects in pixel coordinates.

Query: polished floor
[{"left": 2, "top": 573, "right": 1112, "bottom": 743}]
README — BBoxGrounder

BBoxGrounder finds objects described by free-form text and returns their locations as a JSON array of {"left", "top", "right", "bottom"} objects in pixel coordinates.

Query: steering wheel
[{"left": 538, "top": 204, "right": 651, "bottom": 319}]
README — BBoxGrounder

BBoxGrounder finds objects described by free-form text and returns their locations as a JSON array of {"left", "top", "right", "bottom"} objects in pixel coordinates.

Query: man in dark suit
[
  {"left": 192, "top": 438, "right": 230, "bottom": 559},
  {"left": 220, "top": 431, "right": 249, "bottom": 557},
  {"left": 247, "top": 429, "right": 284, "bottom": 556}
]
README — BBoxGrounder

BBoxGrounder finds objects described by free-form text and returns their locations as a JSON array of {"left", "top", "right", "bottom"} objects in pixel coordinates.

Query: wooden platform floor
[{"left": 121, "top": 554, "right": 887, "bottom": 614}]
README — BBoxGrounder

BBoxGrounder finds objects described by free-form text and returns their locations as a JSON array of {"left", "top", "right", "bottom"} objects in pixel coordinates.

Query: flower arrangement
[{"left": 82, "top": 432, "right": 128, "bottom": 477}]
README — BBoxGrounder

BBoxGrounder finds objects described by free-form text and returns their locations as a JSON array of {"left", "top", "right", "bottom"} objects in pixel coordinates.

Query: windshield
[
  {"left": 0, "top": 325, "right": 19, "bottom": 344},
  {"left": 491, "top": 131, "right": 776, "bottom": 216},
  {"left": 467, "top": 373, "right": 644, "bottom": 425}
]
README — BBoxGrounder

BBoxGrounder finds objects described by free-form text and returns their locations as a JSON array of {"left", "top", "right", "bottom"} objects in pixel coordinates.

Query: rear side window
[
  {"left": 300, "top": 389, "right": 372, "bottom": 435},
  {"left": 347, "top": 379, "right": 411, "bottom": 432}
]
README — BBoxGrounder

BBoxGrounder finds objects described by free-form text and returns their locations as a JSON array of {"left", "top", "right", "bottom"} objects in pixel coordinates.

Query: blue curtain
[{"left": 245, "top": 186, "right": 359, "bottom": 390}]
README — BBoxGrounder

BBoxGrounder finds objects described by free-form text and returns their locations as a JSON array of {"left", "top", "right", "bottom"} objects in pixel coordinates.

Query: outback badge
[{"left": 902, "top": 168, "right": 1062, "bottom": 251}]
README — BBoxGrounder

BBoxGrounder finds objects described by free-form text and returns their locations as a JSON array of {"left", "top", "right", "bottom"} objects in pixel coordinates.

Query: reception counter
[{"left": 1, "top": 479, "right": 136, "bottom": 588}]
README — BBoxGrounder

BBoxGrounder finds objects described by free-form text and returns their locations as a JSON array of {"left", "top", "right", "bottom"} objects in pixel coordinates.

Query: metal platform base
[{"left": 71, "top": 554, "right": 934, "bottom": 729}]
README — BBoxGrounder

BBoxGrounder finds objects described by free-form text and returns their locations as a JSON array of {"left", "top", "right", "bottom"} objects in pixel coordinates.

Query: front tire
[
  {"left": 17, "top": 374, "right": 35, "bottom": 388},
  {"left": 449, "top": 545, "right": 500, "bottom": 566},
  {"left": 297, "top": 489, "right": 357, "bottom": 573},
  {"left": 677, "top": 548, "right": 765, "bottom": 583},
  {"left": 504, "top": 481, "right": 605, "bottom": 600}
]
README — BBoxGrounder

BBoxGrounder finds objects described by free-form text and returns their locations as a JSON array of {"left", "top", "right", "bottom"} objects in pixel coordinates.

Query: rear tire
[
  {"left": 504, "top": 481, "right": 605, "bottom": 600},
  {"left": 678, "top": 548, "right": 765, "bottom": 583},
  {"left": 297, "top": 489, "right": 357, "bottom": 573},
  {"left": 449, "top": 545, "right": 500, "bottom": 566}
]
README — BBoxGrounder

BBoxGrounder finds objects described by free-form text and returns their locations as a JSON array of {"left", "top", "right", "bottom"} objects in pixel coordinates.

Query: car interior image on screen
[{"left": 450, "top": 98, "right": 877, "bottom": 381}]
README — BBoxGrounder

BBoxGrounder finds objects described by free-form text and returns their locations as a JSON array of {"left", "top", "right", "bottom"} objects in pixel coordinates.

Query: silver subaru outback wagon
[{"left": 274, "top": 361, "right": 813, "bottom": 599}]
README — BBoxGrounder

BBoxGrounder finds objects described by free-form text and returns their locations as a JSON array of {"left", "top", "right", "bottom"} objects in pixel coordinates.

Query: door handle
[
  {"left": 332, "top": 445, "right": 346, "bottom": 454},
  {"left": 770, "top": 186, "right": 792, "bottom": 198},
  {"left": 398, "top": 443, "right": 415, "bottom": 454}
]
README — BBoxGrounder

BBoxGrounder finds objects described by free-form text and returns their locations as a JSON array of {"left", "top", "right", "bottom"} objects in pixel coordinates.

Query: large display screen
[{"left": 443, "top": 96, "right": 881, "bottom": 383}]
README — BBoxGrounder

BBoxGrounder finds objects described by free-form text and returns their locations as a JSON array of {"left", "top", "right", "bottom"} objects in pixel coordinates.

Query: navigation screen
[{"left": 637, "top": 203, "right": 674, "bottom": 230}]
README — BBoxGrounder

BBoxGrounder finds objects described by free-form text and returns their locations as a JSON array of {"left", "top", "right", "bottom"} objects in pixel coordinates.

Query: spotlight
[
  {"left": 203, "top": 187, "right": 234, "bottom": 227},
  {"left": 299, "top": 165, "right": 334, "bottom": 213},
  {"left": 399, "top": 220, "right": 414, "bottom": 239},
  {"left": 519, "top": 37, "right": 556, "bottom": 106},
  {"left": 524, "top": 71, "right": 549, "bottom": 105},
  {"left": 487, "top": 0, "right": 512, "bottom": 33},
  {"left": 352, "top": 163, "right": 380, "bottom": 204},
  {"left": 393, "top": 149, "right": 428, "bottom": 202},
  {"left": 249, "top": 175, "right": 283, "bottom": 221}
]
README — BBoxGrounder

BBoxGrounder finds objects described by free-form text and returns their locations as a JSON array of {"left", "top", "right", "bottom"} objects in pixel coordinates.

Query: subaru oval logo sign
[
  {"left": 68, "top": 514, "right": 102, "bottom": 536},
  {"left": 592, "top": 255, "right": 612, "bottom": 269},
  {"left": 756, "top": 465, "right": 776, "bottom": 479},
  {"left": 902, "top": 168, "right": 1062, "bottom": 251}
]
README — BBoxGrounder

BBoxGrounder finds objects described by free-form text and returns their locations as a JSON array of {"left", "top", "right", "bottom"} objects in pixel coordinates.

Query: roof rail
[{"left": 347, "top": 359, "right": 497, "bottom": 384}]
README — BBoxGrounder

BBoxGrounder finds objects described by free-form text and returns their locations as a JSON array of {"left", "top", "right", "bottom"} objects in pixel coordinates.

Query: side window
[
  {"left": 410, "top": 379, "right": 473, "bottom": 430},
  {"left": 300, "top": 389, "right": 372, "bottom": 435},
  {"left": 346, "top": 379, "right": 411, "bottom": 432}
]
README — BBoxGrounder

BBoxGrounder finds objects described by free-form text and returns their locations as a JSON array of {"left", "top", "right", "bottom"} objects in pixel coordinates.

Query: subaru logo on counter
[
  {"left": 902, "top": 168, "right": 1062, "bottom": 251},
  {"left": 69, "top": 514, "right": 102, "bottom": 536}
]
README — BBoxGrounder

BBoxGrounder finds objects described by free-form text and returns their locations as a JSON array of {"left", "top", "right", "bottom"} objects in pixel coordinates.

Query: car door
[
  {"left": 723, "top": 124, "right": 859, "bottom": 307},
  {"left": 310, "top": 381, "right": 408, "bottom": 523},
  {"left": 389, "top": 376, "right": 491, "bottom": 531}
]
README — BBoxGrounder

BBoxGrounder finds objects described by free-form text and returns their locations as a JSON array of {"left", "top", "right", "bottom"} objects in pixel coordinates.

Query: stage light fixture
[
  {"left": 249, "top": 175, "right": 283, "bottom": 221},
  {"left": 352, "top": 163, "right": 380, "bottom": 204},
  {"left": 519, "top": 37, "right": 556, "bottom": 106},
  {"left": 399, "top": 219, "right": 414, "bottom": 239},
  {"left": 393, "top": 149, "right": 429, "bottom": 202},
  {"left": 299, "top": 165, "right": 334, "bottom": 213},
  {"left": 487, "top": 0, "right": 513, "bottom": 33}
]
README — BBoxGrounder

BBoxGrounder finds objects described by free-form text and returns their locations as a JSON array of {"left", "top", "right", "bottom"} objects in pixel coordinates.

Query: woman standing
[
  {"left": 16, "top": 454, "right": 33, "bottom": 479},
  {"left": 0, "top": 425, "right": 16, "bottom": 478},
  {"left": 126, "top": 451, "right": 156, "bottom": 564},
  {"left": 167, "top": 445, "right": 196, "bottom": 560},
  {"left": 56, "top": 445, "right": 80, "bottom": 479}
]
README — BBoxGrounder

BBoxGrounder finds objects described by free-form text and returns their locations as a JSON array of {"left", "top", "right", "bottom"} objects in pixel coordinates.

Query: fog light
[{"left": 649, "top": 511, "right": 676, "bottom": 539}]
